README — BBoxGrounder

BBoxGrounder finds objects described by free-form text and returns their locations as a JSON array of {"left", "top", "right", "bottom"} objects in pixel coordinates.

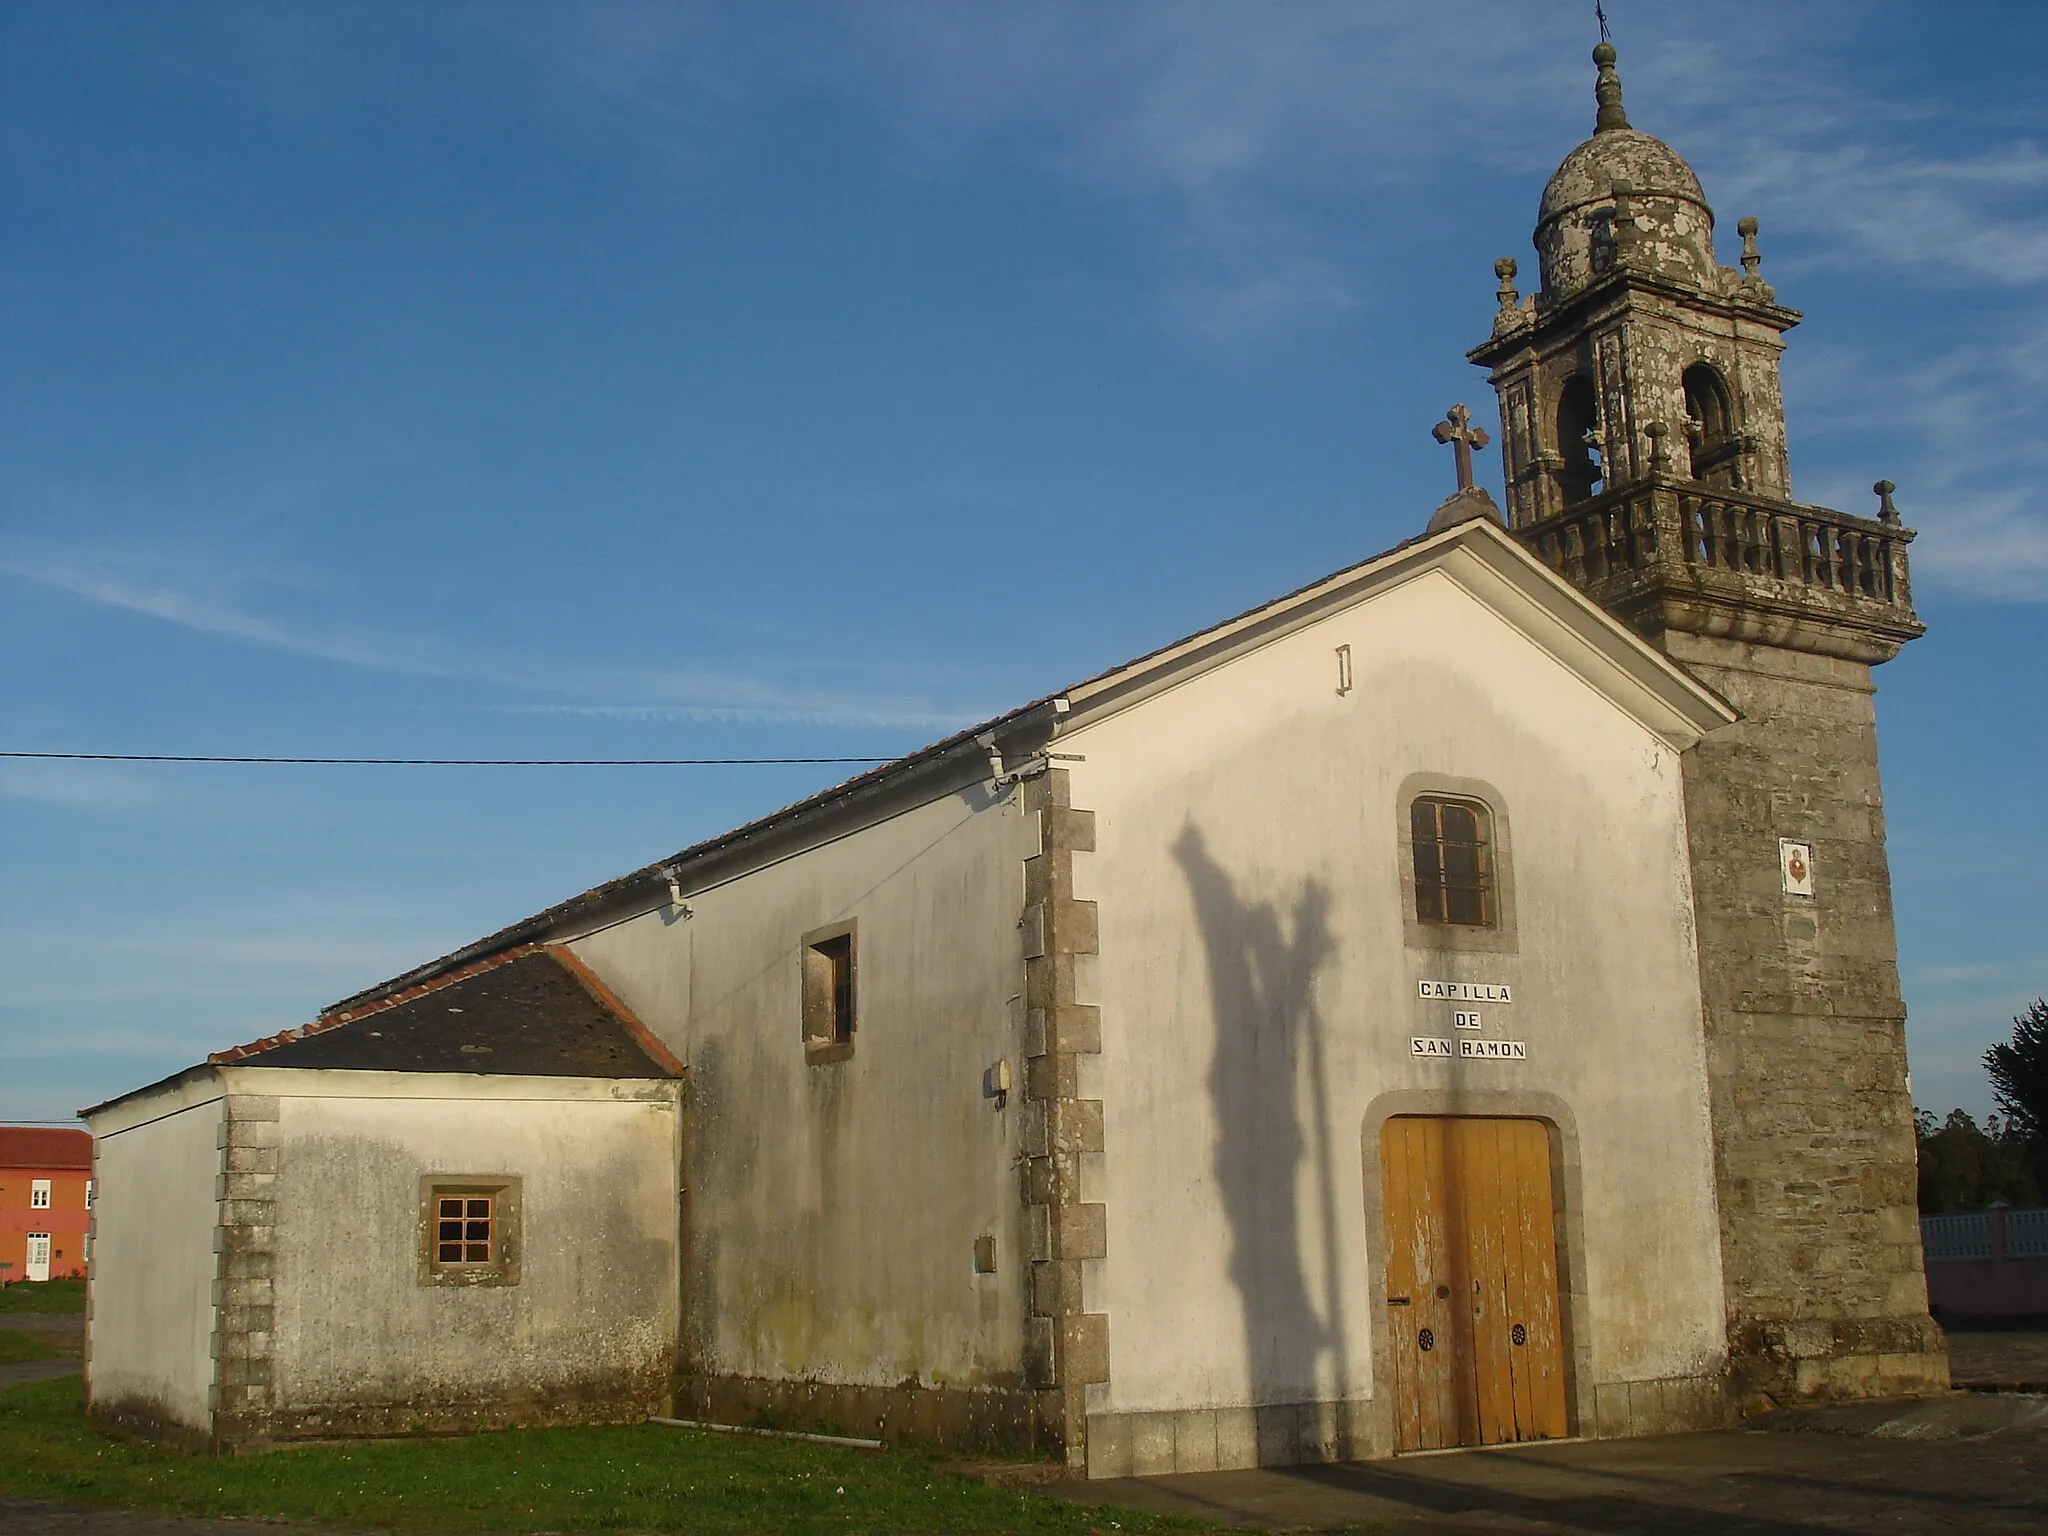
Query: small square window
[
  {"left": 801, "top": 923, "right": 857, "bottom": 1061},
  {"left": 435, "top": 1195, "right": 495, "bottom": 1265},
  {"left": 30, "top": 1179, "right": 51, "bottom": 1210},
  {"left": 419, "top": 1178, "right": 520, "bottom": 1286}
]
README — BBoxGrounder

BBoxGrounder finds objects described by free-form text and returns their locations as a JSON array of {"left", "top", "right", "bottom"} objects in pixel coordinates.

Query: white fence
[
  {"left": 2009, "top": 1207, "right": 2048, "bottom": 1260},
  {"left": 1922, "top": 1207, "right": 2048, "bottom": 1262},
  {"left": 1922, "top": 1212, "right": 1997, "bottom": 1261}
]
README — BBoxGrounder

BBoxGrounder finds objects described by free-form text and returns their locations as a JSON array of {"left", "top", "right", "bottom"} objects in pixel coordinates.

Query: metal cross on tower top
[{"left": 1432, "top": 404, "right": 1490, "bottom": 493}]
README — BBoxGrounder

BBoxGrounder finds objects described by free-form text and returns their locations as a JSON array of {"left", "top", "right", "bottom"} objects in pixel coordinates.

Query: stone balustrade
[{"left": 1517, "top": 479, "right": 1920, "bottom": 639}]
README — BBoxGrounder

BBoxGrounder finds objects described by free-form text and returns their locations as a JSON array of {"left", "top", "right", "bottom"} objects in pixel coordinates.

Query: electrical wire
[{"left": 0, "top": 751, "right": 892, "bottom": 766}]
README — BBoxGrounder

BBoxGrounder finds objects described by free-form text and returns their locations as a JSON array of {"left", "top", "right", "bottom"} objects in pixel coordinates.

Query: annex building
[{"left": 82, "top": 46, "right": 1948, "bottom": 1473}]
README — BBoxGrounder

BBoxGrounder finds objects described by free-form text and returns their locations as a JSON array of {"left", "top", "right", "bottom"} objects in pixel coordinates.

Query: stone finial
[
  {"left": 1738, "top": 217, "right": 1762, "bottom": 276},
  {"left": 1873, "top": 479, "right": 1900, "bottom": 525},
  {"left": 1593, "top": 41, "right": 1630, "bottom": 133},
  {"left": 1646, "top": 419, "right": 1672, "bottom": 475},
  {"left": 1495, "top": 257, "right": 1520, "bottom": 311}
]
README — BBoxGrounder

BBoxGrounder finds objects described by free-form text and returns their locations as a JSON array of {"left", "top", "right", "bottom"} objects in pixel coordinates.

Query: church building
[{"left": 82, "top": 45, "right": 1946, "bottom": 1474}]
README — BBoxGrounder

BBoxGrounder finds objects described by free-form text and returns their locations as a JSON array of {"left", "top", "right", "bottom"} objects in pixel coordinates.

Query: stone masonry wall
[
  {"left": 1018, "top": 769, "right": 1109, "bottom": 1469},
  {"left": 210, "top": 1092, "right": 280, "bottom": 1449},
  {"left": 1661, "top": 631, "right": 1947, "bottom": 1403}
]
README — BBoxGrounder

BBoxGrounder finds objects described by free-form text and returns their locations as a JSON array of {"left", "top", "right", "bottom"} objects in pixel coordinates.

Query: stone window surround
[
  {"left": 417, "top": 1176, "right": 523, "bottom": 1288},
  {"left": 1398, "top": 772, "right": 1519, "bottom": 956},
  {"left": 799, "top": 919, "right": 858, "bottom": 1065}
]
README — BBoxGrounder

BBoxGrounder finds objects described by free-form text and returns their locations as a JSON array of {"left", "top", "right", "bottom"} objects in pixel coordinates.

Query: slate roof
[
  {"left": 209, "top": 945, "right": 682, "bottom": 1079},
  {"left": 0, "top": 1126, "right": 93, "bottom": 1169}
]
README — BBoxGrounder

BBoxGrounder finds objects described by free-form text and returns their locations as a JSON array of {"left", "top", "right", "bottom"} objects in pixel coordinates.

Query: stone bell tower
[{"left": 1469, "top": 43, "right": 1948, "bottom": 1408}]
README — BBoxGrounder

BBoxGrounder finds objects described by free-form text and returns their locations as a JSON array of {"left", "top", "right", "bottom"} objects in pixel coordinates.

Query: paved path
[
  {"left": 1060, "top": 1397, "right": 2048, "bottom": 1533},
  {"left": 1948, "top": 1326, "right": 2048, "bottom": 1387},
  {"left": 0, "top": 1499, "right": 360, "bottom": 1536},
  {"left": 0, "top": 1313, "right": 85, "bottom": 1391}
]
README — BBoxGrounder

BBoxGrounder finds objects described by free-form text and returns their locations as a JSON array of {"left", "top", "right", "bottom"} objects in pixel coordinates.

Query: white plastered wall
[
  {"left": 1062, "top": 566, "right": 1725, "bottom": 1424},
  {"left": 571, "top": 785, "right": 1036, "bottom": 1392},
  {"left": 85, "top": 1075, "right": 226, "bottom": 1440},
  {"left": 247, "top": 1070, "right": 679, "bottom": 1422}
]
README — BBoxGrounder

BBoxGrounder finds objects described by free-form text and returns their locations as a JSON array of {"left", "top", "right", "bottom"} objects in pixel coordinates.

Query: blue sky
[{"left": 2, "top": 2, "right": 2042, "bottom": 1126}]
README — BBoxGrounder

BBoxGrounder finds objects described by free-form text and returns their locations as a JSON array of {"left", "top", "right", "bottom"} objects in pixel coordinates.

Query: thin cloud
[
  {"left": 1788, "top": 315, "right": 2048, "bottom": 601},
  {"left": 487, "top": 701, "right": 981, "bottom": 732},
  {"left": 541, "top": 2, "right": 1568, "bottom": 347},
  {"left": 0, "top": 549, "right": 461, "bottom": 677},
  {"left": 0, "top": 543, "right": 990, "bottom": 727},
  {"left": 1718, "top": 141, "right": 2048, "bottom": 287},
  {"left": 1911, "top": 959, "right": 2046, "bottom": 987},
  {"left": 0, "top": 759, "right": 156, "bottom": 809}
]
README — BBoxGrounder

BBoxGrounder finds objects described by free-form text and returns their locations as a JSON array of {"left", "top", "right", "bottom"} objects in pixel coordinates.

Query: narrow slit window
[
  {"left": 1411, "top": 797, "right": 1496, "bottom": 927},
  {"left": 801, "top": 925, "right": 857, "bottom": 1055},
  {"left": 826, "top": 937, "right": 853, "bottom": 1042}
]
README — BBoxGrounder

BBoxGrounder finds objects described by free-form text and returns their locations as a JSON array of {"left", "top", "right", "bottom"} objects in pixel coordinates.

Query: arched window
[
  {"left": 1682, "top": 364, "right": 1739, "bottom": 486},
  {"left": 1555, "top": 376, "right": 1602, "bottom": 503},
  {"left": 1410, "top": 796, "right": 1495, "bottom": 927}
]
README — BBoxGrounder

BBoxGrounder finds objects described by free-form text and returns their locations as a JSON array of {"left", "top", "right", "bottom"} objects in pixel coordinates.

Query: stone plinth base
[
  {"left": 672, "top": 1372, "right": 1044, "bottom": 1457},
  {"left": 1588, "top": 1372, "right": 1737, "bottom": 1439},
  {"left": 1730, "top": 1315, "right": 1951, "bottom": 1406},
  {"left": 1086, "top": 1400, "right": 1378, "bottom": 1479}
]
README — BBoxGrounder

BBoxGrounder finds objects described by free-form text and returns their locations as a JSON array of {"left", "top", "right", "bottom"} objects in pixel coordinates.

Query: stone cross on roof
[{"left": 1432, "top": 404, "right": 1490, "bottom": 493}]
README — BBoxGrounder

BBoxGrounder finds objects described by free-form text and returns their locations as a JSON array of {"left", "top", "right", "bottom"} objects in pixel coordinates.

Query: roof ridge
[{"left": 208, "top": 945, "right": 544, "bottom": 1065}]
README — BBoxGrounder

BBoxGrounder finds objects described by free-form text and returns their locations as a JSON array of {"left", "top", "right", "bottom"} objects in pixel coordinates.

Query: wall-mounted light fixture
[{"left": 1335, "top": 643, "right": 1354, "bottom": 696}]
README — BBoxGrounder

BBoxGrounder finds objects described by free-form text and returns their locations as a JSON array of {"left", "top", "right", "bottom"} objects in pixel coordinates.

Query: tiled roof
[
  {"left": 210, "top": 945, "right": 682, "bottom": 1079},
  {"left": 0, "top": 1126, "right": 92, "bottom": 1169}
]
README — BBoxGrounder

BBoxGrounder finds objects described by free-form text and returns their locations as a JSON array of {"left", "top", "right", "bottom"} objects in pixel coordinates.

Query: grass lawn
[
  {"left": 0, "top": 1278, "right": 87, "bottom": 1313},
  {"left": 0, "top": 1378, "right": 1213, "bottom": 1534},
  {"left": 0, "top": 1330, "right": 60, "bottom": 1365}
]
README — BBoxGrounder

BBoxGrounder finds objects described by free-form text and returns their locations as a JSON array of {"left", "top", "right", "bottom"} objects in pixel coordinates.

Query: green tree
[
  {"left": 1914, "top": 1107, "right": 2041, "bottom": 1214},
  {"left": 1985, "top": 996, "right": 2048, "bottom": 1144}
]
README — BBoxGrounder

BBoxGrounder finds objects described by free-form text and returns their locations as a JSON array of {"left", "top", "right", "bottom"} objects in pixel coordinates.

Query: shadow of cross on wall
[{"left": 1172, "top": 823, "right": 1352, "bottom": 1418}]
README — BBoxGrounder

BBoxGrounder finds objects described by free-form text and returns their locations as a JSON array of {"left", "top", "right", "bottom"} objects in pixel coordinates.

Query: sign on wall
[
  {"left": 1416, "top": 981, "right": 1512, "bottom": 1003},
  {"left": 1780, "top": 839, "right": 1815, "bottom": 897},
  {"left": 1413, "top": 980, "right": 1527, "bottom": 1062}
]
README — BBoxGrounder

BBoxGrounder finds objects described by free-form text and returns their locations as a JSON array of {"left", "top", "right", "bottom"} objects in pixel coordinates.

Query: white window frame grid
[{"left": 30, "top": 1179, "right": 51, "bottom": 1210}]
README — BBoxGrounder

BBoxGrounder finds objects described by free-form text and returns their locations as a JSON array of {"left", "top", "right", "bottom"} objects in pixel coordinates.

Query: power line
[{"left": 1, "top": 751, "right": 892, "bottom": 767}]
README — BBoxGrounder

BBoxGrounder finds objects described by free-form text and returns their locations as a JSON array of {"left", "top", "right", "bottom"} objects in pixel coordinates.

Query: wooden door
[
  {"left": 1380, "top": 1116, "right": 1569, "bottom": 1451},
  {"left": 25, "top": 1233, "right": 51, "bottom": 1282}
]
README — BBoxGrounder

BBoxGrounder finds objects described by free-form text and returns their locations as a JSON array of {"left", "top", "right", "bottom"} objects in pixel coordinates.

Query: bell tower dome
[
  {"left": 1535, "top": 44, "right": 1718, "bottom": 298},
  {"left": 1469, "top": 41, "right": 1921, "bottom": 665},
  {"left": 1466, "top": 44, "right": 1946, "bottom": 1414}
]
